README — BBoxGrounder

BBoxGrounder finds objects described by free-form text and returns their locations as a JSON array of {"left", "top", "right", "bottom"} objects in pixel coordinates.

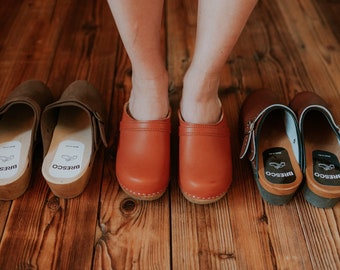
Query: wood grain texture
[
  {"left": 0, "top": 0, "right": 339, "bottom": 269},
  {"left": 92, "top": 2, "right": 171, "bottom": 269}
]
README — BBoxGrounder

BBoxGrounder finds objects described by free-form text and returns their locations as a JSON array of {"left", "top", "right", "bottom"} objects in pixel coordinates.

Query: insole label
[
  {"left": 313, "top": 150, "right": 340, "bottom": 186},
  {"left": 263, "top": 147, "right": 296, "bottom": 184},
  {"left": 49, "top": 140, "right": 84, "bottom": 179},
  {"left": 0, "top": 141, "right": 20, "bottom": 180}
]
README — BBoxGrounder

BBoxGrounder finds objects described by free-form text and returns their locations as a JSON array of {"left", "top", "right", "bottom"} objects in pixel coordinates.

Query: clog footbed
[
  {"left": 303, "top": 111, "right": 340, "bottom": 200},
  {"left": 41, "top": 106, "right": 92, "bottom": 198},
  {"left": 257, "top": 110, "right": 303, "bottom": 197},
  {"left": 0, "top": 105, "right": 34, "bottom": 199}
]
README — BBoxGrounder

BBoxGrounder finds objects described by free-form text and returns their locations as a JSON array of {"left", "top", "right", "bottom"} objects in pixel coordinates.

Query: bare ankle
[
  {"left": 180, "top": 69, "right": 223, "bottom": 124},
  {"left": 128, "top": 71, "right": 170, "bottom": 121},
  {"left": 180, "top": 97, "right": 222, "bottom": 124}
]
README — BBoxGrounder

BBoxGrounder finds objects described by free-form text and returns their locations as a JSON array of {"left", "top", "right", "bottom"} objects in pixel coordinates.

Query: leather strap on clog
[
  {"left": 240, "top": 89, "right": 282, "bottom": 160},
  {"left": 41, "top": 80, "right": 107, "bottom": 156},
  {"left": 240, "top": 104, "right": 296, "bottom": 161},
  {"left": 240, "top": 89, "right": 301, "bottom": 164},
  {"left": 0, "top": 80, "right": 53, "bottom": 142}
]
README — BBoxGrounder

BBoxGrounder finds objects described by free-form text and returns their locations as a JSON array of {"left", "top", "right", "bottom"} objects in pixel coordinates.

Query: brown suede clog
[
  {"left": 0, "top": 80, "right": 53, "bottom": 200},
  {"left": 41, "top": 80, "right": 107, "bottom": 199}
]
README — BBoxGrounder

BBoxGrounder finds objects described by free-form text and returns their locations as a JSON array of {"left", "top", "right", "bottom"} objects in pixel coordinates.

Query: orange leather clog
[
  {"left": 178, "top": 111, "right": 232, "bottom": 204},
  {"left": 116, "top": 104, "right": 171, "bottom": 200}
]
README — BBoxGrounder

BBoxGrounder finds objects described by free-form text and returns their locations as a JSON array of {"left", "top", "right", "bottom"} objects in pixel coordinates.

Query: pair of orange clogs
[
  {"left": 0, "top": 80, "right": 107, "bottom": 200},
  {"left": 240, "top": 89, "right": 340, "bottom": 208},
  {"left": 116, "top": 103, "right": 233, "bottom": 204}
]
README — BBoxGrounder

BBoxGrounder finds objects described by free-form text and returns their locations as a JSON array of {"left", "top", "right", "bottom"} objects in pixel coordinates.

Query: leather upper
[
  {"left": 0, "top": 80, "right": 53, "bottom": 143},
  {"left": 116, "top": 103, "right": 171, "bottom": 198},
  {"left": 239, "top": 89, "right": 302, "bottom": 168},
  {"left": 41, "top": 80, "right": 107, "bottom": 157},
  {"left": 240, "top": 89, "right": 280, "bottom": 160},
  {"left": 179, "top": 110, "right": 232, "bottom": 201},
  {"left": 289, "top": 91, "right": 340, "bottom": 131}
]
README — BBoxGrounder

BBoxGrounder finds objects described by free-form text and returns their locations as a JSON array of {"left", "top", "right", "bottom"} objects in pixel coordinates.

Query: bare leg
[
  {"left": 181, "top": 0, "right": 257, "bottom": 124},
  {"left": 107, "top": 0, "right": 169, "bottom": 120}
]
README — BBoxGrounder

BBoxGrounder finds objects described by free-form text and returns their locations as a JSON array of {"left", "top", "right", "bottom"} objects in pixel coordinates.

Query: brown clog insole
[
  {"left": 304, "top": 111, "right": 340, "bottom": 186},
  {"left": 0, "top": 105, "right": 34, "bottom": 184},
  {"left": 42, "top": 106, "right": 92, "bottom": 184},
  {"left": 258, "top": 110, "right": 302, "bottom": 184}
]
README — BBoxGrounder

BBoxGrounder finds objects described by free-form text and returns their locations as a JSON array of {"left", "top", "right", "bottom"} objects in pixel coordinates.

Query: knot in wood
[
  {"left": 120, "top": 198, "right": 137, "bottom": 215},
  {"left": 47, "top": 196, "right": 60, "bottom": 212},
  {"left": 125, "top": 68, "right": 132, "bottom": 77}
]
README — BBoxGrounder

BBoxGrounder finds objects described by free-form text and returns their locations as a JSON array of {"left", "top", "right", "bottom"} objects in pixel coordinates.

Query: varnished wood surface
[{"left": 0, "top": 0, "right": 339, "bottom": 269}]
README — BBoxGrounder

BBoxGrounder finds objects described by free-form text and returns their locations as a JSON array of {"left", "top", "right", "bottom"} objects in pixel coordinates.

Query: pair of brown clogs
[
  {"left": 0, "top": 80, "right": 107, "bottom": 200},
  {"left": 240, "top": 89, "right": 340, "bottom": 208},
  {"left": 116, "top": 103, "right": 233, "bottom": 204}
]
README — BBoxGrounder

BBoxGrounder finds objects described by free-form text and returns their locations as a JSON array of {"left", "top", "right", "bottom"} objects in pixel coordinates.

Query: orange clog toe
[
  {"left": 116, "top": 104, "right": 171, "bottom": 200},
  {"left": 178, "top": 111, "right": 232, "bottom": 204}
]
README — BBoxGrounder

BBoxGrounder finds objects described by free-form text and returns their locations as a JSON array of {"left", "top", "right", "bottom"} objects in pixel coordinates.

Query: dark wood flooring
[{"left": 0, "top": 0, "right": 339, "bottom": 269}]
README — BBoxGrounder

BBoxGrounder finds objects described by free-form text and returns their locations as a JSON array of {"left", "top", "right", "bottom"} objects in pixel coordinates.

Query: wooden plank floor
[{"left": 0, "top": 0, "right": 339, "bottom": 269}]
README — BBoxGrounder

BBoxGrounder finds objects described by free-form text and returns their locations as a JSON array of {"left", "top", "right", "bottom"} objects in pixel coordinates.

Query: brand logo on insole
[
  {"left": 318, "top": 163, "right": 335, "bottom": 171},
  {"left": 0, "top": 155, "right": 14, "bottom": 162},
  {"left": 263, "top": 147, "right": 296, "bottom": 184},
  {"left": 265, "top": 171, "right": 294, "bottom": 177},
  {"left": 51, "top": 164, "right": 80, "bottom": 170},
  {"left": 314, "top": 172, "right": 340, "bottom": 179},
  {"left": 0, "top": 141, "right": 20, "bottom": 179},
  {"left": 61, "top": 155, "right": 78, "bottom": 162},
  {"left": 0, "top": 164, "right": 17, "bottom": 171},
  {"left": 313, "top": 150, "right": 340, "bottom": 185},
  {"left": 49, "top": 140, "right": 84, "bottom": 179},
  {"left": 269, "top": 161, "right": 286, "bottom": 169}
]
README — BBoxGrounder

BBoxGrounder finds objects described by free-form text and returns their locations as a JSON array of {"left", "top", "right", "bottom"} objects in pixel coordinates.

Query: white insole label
[
  {"left": 49, "top": 140, "right": 84, "bottom": 179},
  {"left": 0, "top": 141, "right": 20, "bottom": 180}
]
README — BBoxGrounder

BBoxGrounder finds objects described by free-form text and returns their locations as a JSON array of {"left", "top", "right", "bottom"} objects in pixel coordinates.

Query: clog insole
[
  {"left": 303, "top": 111, "right": 340, "bottom": 186},
  {"left": 258, "top": 110, "right": 301, "bottom": 184},
  {"left": 0, "top": 105, "right": 34, "bottom": 183},
  {"left": 42, "top": 106, "right": 92, "bottom": 184}
]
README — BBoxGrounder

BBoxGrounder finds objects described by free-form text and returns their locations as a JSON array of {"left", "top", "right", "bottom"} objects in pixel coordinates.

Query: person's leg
[
  {"left": 107, "top": 0, "right": 169, "bottom": 120},
  {"left": 181, "top": 0, "right": 257, "bottom": 124},
  {"left": 178, "top": 0, "right": 257, "bottom": 203},
  {"left": 108, "top": 1, "right": 171, "bottom": 201}
]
